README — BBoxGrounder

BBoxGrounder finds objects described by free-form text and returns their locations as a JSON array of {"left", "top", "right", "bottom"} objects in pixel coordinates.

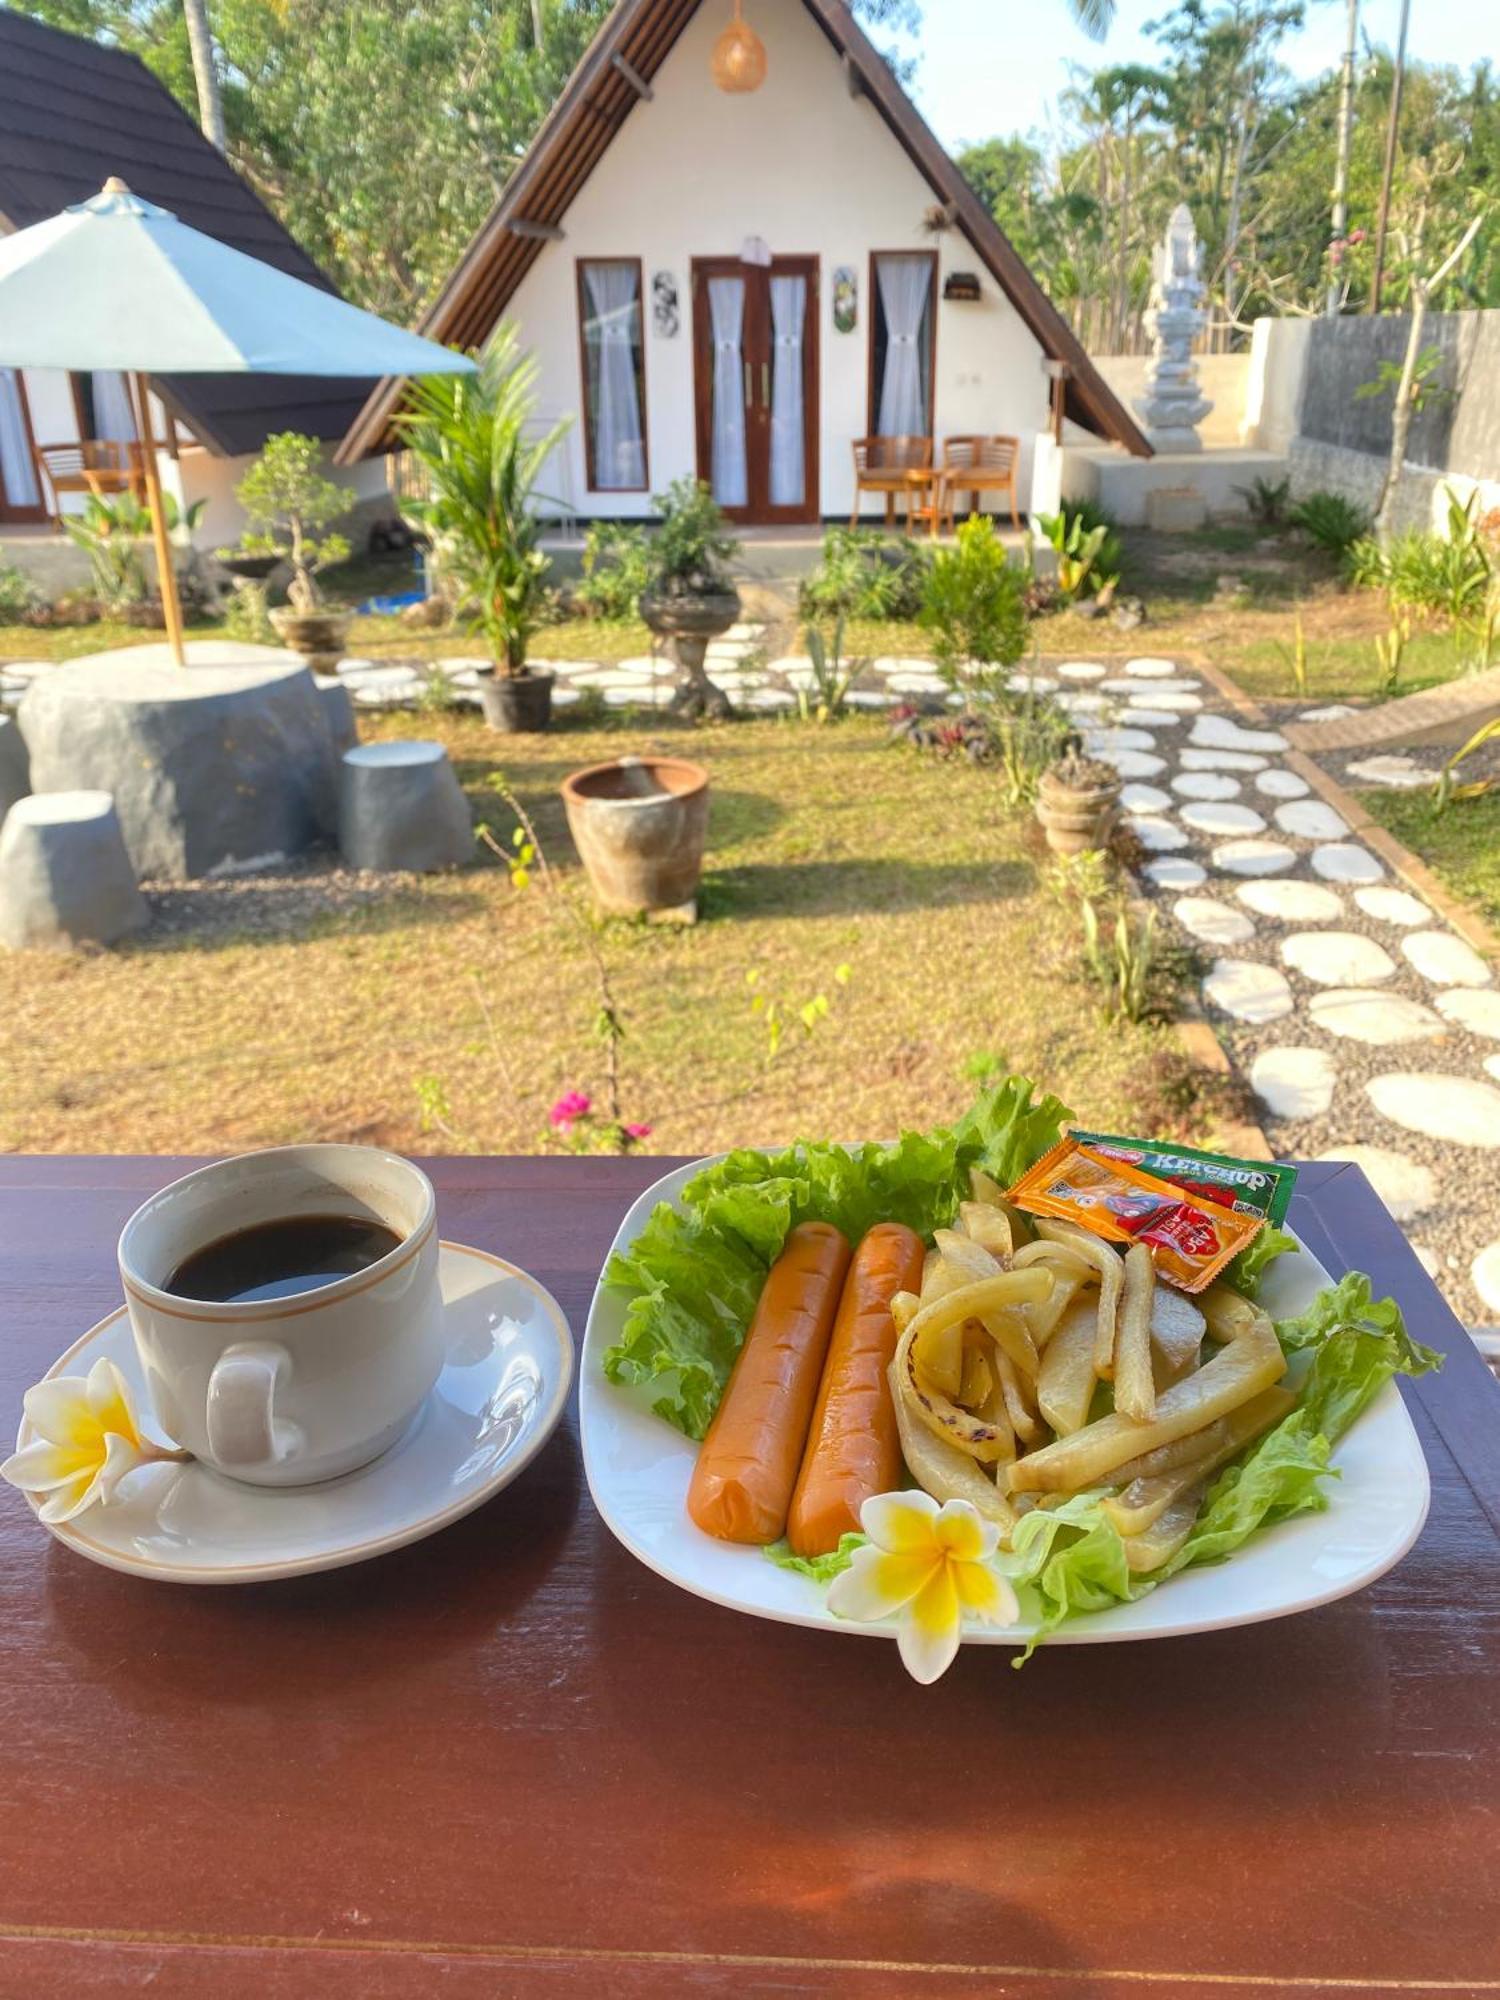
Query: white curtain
[
  {"left": 582, "top": 264, "right": 644, "bottom": 490},
  {"left": 708, "top": 276, "right": 747, "bottom": 509},
  {"left": 91, "top": 371, "right": 138, "bottom": 441},
  {"left": 768, "top": 274, "right": 805, "bottom": 509},
  {"left": 875, "top": 254, "right": 933, "bottom": 436},
  {"left": 0, "top": 372, "right": 40, "bottom": 509}
]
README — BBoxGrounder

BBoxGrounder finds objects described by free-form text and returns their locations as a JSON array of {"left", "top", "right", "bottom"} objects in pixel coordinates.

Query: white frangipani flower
[
  {"left": 826, "top": 1490, "right": 1020, "bottom": 1684},
  {"left": 2, "top": 1358, "right": 186, "bottom": 1523}
]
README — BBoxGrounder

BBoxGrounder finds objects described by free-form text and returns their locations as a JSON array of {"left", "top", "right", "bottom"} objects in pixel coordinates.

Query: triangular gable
[{"left": 336, "top": 0, "right": 1151, "bottom": 463}]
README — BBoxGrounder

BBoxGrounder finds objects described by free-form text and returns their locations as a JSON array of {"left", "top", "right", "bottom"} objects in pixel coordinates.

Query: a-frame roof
[
  {"left": 337, "top": 0, "right": 1151, "bottom": 464},
  {"left": 0, "top": 7, "right": 370, "bottom": 456}
]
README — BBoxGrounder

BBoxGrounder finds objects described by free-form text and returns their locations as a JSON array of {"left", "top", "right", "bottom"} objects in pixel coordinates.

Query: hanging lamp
[{"left": 711, "top": 0, "right": 767, "bottom": 92}]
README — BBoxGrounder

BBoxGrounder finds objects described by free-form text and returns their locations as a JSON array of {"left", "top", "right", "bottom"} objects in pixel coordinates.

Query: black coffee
[{"left": 165, "top": 1214, "right": 403, "bottom": 1304}]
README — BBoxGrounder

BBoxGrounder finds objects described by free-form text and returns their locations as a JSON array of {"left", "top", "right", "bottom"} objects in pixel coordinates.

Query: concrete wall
[
  {"left": 500, "top": 0, "right": 1053, "bottom": 520},
  {"left": 1088, "top": 352, "right": 1253, "bottom": 447}
]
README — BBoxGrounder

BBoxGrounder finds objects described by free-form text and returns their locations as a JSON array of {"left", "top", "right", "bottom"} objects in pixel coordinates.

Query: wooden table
[{"left": 2, "top": 1156, "right": 1498, "bottom": 1997}]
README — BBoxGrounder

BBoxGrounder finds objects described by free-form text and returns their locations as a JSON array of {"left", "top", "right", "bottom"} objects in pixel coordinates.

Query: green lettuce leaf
[
  {"left": 764, "top": 1534, "right": 865, "bottom": 1583},
  {"left": 1226, "top": 1223, "right": 1299, "bottom": 1299},
  {"left": 1004, "top": 1275, "right": 1441, "bottom": 1658},
  {"left": 601, "top": 1076, "right": 1070, "bottom": 1438}
]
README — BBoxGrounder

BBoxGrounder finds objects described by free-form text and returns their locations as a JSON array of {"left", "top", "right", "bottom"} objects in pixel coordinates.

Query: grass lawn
[
  {"left": 1357, "top": 786, "right": 1500, "bottom": 932},
  {"left": 0, "top": 711, "right": 1239, "bottom": 1159}
]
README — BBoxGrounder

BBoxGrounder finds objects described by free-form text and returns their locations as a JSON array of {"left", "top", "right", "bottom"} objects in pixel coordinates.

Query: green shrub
[
  {"left": 1035, "top": 501, "right": 1123, "bottom": 603},
  {"left": 799, "top": 528, "right": 930, "bottom": 621},
  {"left": 1287, "top": 490, "right": 1370, "bottom": 558},
  {"left": 574, "top": 522, "right": 651, "bottom": 621},
  {"left": 1233, "top": 474, "right": 1292, "bottom": 526},
  {"left": 919, "top": 515, "right": 1029, "bottom": 677},
  {"left": 0, "top": 561, "right": 40, "bottom": 624},
  {"left": 235, "top": 433, "right": 351, "bottom": 612},
  {"left": 646, "top": 477, "right": 738, "bottom": 597},
  {"left": 1347, "top": 489, "right": 1493, "bottom": 626}
]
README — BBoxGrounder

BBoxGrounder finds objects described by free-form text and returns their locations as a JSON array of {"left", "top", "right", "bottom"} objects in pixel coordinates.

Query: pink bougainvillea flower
[
  {"left": 624, "top": 1123, "right": 653, "bottom": 1142},
  {"left": 549, "top": 1090, "right": 592, "bottom": 1128}
]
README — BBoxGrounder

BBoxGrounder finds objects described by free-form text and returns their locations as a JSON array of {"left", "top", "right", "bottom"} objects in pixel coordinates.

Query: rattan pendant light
[{"left": 711, "top": 0, "right": 767, "bottom": 92}]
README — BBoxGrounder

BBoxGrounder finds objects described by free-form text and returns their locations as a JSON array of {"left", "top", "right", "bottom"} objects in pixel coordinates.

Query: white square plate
[{"left": 580, "top": 1158, "right": 1432, "bottom": 1647}]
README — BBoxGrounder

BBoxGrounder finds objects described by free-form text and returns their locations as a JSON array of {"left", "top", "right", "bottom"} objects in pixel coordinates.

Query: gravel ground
[{"left": 140, "top": 855, "right": 423, "bottom": 943}]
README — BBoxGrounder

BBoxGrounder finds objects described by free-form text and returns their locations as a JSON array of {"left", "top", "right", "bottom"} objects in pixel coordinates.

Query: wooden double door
[{"left": 691, "top": 256, "right": 818, "bottom": 525}]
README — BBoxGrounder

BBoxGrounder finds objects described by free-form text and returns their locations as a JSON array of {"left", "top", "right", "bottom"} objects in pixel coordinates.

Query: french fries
[
  {"left": 1101, "top": 1385, "right": 1294, "bottom": 1536},
  {"left": 1035, "top": 1217, "right": 1122, "bottom": 1378},
  {"left": 1112, "top": 1243, "right": 1157, "bottom": 1422},
  {"left": 890, "top": 1353, "right": 1019, "bottom": 1534},
  {"left": 1036, "top": 1298, "right": 1099, "bottom": 1436}
]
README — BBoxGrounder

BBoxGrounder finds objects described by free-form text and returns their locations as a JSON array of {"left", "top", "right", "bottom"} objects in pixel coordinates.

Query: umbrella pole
[{"left": 129, "top": 373, "right": 187, "bottom": 667}]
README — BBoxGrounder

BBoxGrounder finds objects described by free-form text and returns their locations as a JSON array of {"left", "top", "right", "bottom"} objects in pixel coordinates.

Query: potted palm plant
[
  {"left": 639, "top": 478, "right": 741, "bottom": 719},
  {"left": 237, "top": 433, "right": 353, "bottom": 671},
  {"left": 395, "top": 327, "right": 568, "bottom": 733}
]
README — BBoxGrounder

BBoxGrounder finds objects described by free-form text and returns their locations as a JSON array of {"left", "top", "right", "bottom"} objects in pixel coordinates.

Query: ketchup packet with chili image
[
  {"left": 1068, "top": 1130, "right": 1296, "bottom": 1226},
  {"left": 1007, "top": 1138, "right": 1262, "bottom": 1293}
]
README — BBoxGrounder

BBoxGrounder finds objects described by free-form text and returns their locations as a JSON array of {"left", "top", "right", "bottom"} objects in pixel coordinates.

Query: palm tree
[
  {"left": 1070, "top": 0, "right": 1116, "bottom": 38},
  {"left": 182, "top": 0, "right": 227, "bottom": 154}
]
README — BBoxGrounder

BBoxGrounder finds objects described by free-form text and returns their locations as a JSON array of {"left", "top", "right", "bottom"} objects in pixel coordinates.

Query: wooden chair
[
  {"left": 850, "top": 435, "right": 933, "bottom": 528},
  {"left": 35, "top": 440, "right": 147, "bottom": 524},
  {"left": 938, "top": 435, "right": 1021, "bottom": 530}
]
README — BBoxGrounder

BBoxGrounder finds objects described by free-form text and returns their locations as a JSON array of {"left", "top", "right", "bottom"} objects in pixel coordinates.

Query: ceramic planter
[
  {"left": 1035, "top": 765, "right": 1122, "bottom": 856},
  {"left": 269, "top": 606, "right": 353, "bottom": 676},
  {"left": 561, "top": 755, "right": 709, "bottom": 920},
  {"left": 476, "top": 667, "right": 555, "bottom": 733},
  {"left": 638, "top": 588, "right": 740, "bottom": 718}
]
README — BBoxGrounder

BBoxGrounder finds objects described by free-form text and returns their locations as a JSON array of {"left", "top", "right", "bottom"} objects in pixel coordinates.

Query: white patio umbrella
[{"left": 0, "top": 179, "right": 475, "bottom": 664}]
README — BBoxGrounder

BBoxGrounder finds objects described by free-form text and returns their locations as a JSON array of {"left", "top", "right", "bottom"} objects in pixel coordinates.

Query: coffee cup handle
[{"left": 206, "top": 1342, "right": 294, "bottom": 1469}]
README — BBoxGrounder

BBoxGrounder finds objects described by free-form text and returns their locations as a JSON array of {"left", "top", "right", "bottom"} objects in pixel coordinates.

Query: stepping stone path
[{"left": 1061, "top": 651, "right": 1500, "bottom": 1328}]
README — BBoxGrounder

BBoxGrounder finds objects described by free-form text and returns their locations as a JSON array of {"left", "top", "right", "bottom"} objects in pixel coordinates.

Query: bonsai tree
[
  {"left": 643, "top": 477, "right": 738, "bottom": 601},
  {"left": 640, "top": 478, "right": 741, "bottom": 717},
  {"left": 394, "top": 326, "right": 568, "bottom": 678},
  {"left": 235, "top": 432, "right": 351, "bottom": 612}
]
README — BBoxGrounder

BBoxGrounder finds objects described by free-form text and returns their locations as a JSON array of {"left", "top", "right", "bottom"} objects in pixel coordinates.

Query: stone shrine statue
[{"left": 1133, "top": 204, "right": 1214, "bottom": 452}]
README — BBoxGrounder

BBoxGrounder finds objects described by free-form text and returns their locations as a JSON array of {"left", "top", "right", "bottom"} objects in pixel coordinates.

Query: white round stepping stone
[
  {"left": 1282, "top": 931, "right": 1397, "bottom": 987},
  {"left": 845, "top": 688, "right": 896, "bottom": 709},
  {"left": 1212, "top": 839, "right": 1298, "bottom": 877},
  {"left": 1367, "top": 1070, "right": 1500, "bottom": 1148},
  {"left": 1308, "top": 988, "right": 1445, "bottom": 1045},
  {"left": 1144, "top": 855, "right": 1206, "bottom": 889},
  {"left": 616, "top": 655, "right": 665, "bottom": 676},
  {"left": 1435, "top": 989, "right": 1500, "bottom": 1040},
  {"left": 1299, "top": 703, "right": 1358, "bottom": 722},
  {"left": 1203, "top": 958, "right": 1294, "bottom": 1024},
  {"left": 1121, "top": 782, "right": 1171, "bottom": 813},
  {"left": 1179, "top": 748, "right": 1268, "bottom": 773},
  {"left": 1181, "top": 800, "right": 1267, "bottom": 837},
  {"left": 1110, "top": 749, "right": 1168, "bottom": 780},
  {"left": 884, "top": 670, "right": 945, "bottom": 692},
  {"left": 1085, "top": 728, "right": 1156, "bottom": 755},
  {"left": 1191, "top": 715, "right": 1288, "bottom": 754},
  {"left": 1057, "top": 661, "right": 1108, "bottom": 680},
  {"left": 1317, "top": 1145, "right": 1437, "bottom": 1221},
  {"left": 1172, "top": 771, "right": 1242, "bottom": 802},
  {"left": 1473, "top": 1244, "right": 1500, "bottom": 1314},
  {"left": 1124, "top": 657, "right": 1181, "bottom": 678},
  {"left": 602, "top": 683, "right": 672, "bottom": 708},
  {"left": 1120, "top": 707, "right": 1178, "bottom": 729},
  {"left": 1005, "top": 670, "right": 1059, "bottom": 695},
  {"left": 1056, "top": 691, "right": 1110, "bottom": 714},
  {"left": 1488, "top": 1055, "right": 1500, "bottom": 1084},
  {"left": 1310, "top": 843, "right": 1384, "bottom": 884},
  {"left": 1251, "top": 1046, "right": 1338, "bottom": 1120},
  {"left": 551, "top": 685, "right": 582, "bottom": 708},
  {"left": 1173, "top": 895, "right": 1254, "bottom": 947},
  {"left": 1345, "top": 755, "right": 1434, "bottom": 791},
  {"left": 1275, "top": 799, "right": 1350, "bottom": 841},
  {"left": 1354, "top": 886, "right": 1432, "bottom": 928},
  {"left": 1254, "top": 769, "right": 1310, "bottom": 800},
  {"left": 1400, "top": 929, "right": 1493, "bottom": 988},
  {"left": 1138, "top": 690, "right": 1202, "bottom": 712},
  {"left": 1132, "top": 816, "right": 1190, "bottom": 852},
  {"left": 1236, "top": 879, "right": 1343, "bottom": 923},
  {"left": 736, "top": 686, "right": 795, "bottom": 711}
]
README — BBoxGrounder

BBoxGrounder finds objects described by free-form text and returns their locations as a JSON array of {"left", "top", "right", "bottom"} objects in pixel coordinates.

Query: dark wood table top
[{"left": 2, "top": 1155, "right": 1498, "bottom": 2000}]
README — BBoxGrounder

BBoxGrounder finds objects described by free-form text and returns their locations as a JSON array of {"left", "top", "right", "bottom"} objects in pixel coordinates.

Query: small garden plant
[
  {"left": 396, "top": 326, "right": 568, "bottom": 675},
  {"left": 644, "top": 477, "right": 738, "bottom": 600},
  {"left": 919, "top": 515, "right": 1028, "bottom": 682},
  {"left": 235, "top": 432, "right": 351, "bottom": 612},
  {"left": 800, "top": 528, "right": 929, "bottom": 622},
  {"left": 573, "top": 522, "right": 652, "bottom": 621}
]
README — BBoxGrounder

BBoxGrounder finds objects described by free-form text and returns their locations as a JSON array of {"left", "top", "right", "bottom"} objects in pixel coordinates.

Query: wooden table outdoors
[{"left": 2, "top": 1155, "right": 1499, "bottom": 1998}]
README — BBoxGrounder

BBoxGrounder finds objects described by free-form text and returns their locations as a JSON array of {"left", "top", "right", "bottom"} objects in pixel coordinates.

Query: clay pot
[
  {"left": 269, "top": 606, "right": 353, "bottom": 675},
  {"left": 561, "top": 755, "right": 709, "bottom": 919},
  {"left": 1035, "top": 765, "right": 1121, "bottom": 856},
  {"left": 477, "top": 667, "right": 555, "bottom": 733}
]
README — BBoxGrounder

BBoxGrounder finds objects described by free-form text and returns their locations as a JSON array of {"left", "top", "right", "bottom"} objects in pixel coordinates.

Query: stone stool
[
  {"left": 0, "top": 715, "right": 30, "bottom": 825},
  {"left": 338, "top": 742, "right": 472, "bottom": 873},
  {"left": 0, "top": 791, "right": 147, "bottom": 950}
]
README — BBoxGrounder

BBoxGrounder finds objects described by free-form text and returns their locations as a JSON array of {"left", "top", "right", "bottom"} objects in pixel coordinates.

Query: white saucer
[{"left": 17, "top": 1241, "right": 573, "bottom": 1584}]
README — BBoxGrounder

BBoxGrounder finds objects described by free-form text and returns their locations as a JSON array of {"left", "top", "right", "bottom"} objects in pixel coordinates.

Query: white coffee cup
[{"left": 118, "top": 1145, "right": 445, "bottom": 1487}]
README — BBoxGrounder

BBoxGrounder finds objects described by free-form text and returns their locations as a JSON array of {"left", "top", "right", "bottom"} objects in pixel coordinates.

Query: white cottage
[{"left": 340, "top": 0, "right": 1149, "bottom": 524}]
